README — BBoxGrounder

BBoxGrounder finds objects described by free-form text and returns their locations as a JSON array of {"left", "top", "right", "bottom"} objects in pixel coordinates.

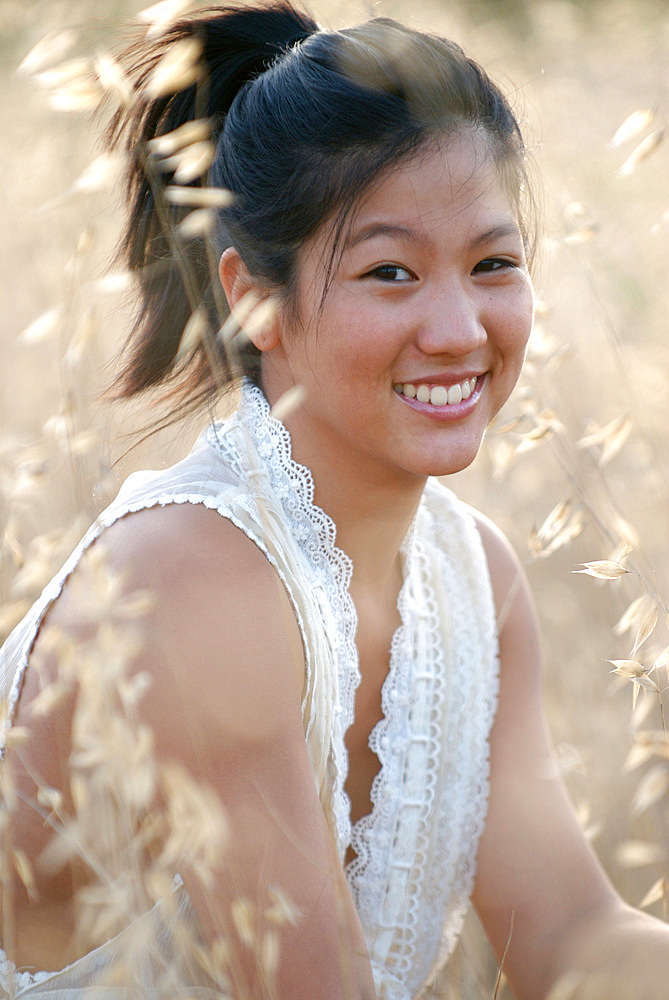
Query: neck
[
  {"left": 317, "top": 471, "right": 423, "bottom": 591},
  {"left": 255, "top": 370, "right": 428, "bottom": 590},
  {"left": 284, "top": 421, "right": 426, "bottom": 593}
]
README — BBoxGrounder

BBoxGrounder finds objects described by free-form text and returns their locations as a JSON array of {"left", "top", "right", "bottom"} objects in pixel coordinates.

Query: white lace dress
[{"left": 0, "top": 382, "right": 500, "bottom": 999}]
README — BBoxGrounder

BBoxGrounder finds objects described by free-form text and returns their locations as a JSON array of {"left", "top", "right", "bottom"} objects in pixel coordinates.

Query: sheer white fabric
[
  {"left": 0, "top": 877, "right": 222, "bottom": 998},
  {"left": 0, "top": 382, "right": 500, "bottom": 998}
]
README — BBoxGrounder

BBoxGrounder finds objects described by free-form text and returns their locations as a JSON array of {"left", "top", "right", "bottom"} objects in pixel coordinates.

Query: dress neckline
[{"left": 216, "top": 380, "right": 416, "bottom": 859}]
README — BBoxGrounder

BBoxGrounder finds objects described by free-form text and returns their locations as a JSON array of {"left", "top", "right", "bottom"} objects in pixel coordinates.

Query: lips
[{"left": 393, "top": 376, "right": 478, "bottom": 407}]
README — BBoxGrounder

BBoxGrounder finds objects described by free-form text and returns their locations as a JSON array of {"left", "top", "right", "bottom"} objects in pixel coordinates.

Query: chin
[
  {"left": 426, "top": 459, "right": 478, "bottom": 479},
  {"left": 412, "top": 442, "right": 484, "bottom": 479}
]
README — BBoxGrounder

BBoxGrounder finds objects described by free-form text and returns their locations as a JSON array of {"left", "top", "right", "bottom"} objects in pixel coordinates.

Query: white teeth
[
  {"left": 395, "top": 377, "right": 477, "bottom": 407},
  {"left": 447, "top": 383, "right": 462, "bottom": 406}
]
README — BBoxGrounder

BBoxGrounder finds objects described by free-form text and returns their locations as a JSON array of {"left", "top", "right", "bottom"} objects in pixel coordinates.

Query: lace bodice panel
[
  {"left": 346, "top": 497, "right": 499, "bottom": 997},
  {"left": 0, "top": 382, "right": 499, "bottom": 999}
]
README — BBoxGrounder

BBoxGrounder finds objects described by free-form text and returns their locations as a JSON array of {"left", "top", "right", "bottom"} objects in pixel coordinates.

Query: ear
[{"left": 218, "top": 247, "right": 280, "bottom": 352}]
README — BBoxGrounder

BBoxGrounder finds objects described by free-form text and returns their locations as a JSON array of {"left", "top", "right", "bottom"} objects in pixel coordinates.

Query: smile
[{"left": 393, "top": 377, "right": 478, "bottom": 407}]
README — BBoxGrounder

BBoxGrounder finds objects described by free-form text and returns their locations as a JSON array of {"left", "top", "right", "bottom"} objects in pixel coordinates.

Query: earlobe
[{"left": 218, "top": 247, "right": 281, "bottom": 353}]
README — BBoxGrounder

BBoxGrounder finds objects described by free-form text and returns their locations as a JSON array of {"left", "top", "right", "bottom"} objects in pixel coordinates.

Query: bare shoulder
[
  {"left": 465, "top": 505, "right": 516, "bottom": 565},
  {"left": 98, "top": 501, "right": 280, "bottom": 597},
  {"left": 116, "top": 503, "right": 305, "bottom": 735},
  {"left": 464, "top": 505, "right": 537, "bottom": 640},
  {"left": 37, "top": 502, "right": 283, "bottom": 629},
  {"left": 24, "top": 502, "right": 306, "bottom": 759}
]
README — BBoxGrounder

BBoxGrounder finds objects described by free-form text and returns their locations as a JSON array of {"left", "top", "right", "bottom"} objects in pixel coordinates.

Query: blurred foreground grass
[{"left": 0, "top": 0, "right": 668, "bottom": 995}]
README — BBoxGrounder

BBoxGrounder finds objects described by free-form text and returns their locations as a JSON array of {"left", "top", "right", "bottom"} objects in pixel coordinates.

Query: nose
[{"left": 415, "top": 279, "right": 487, "bottom": 358}]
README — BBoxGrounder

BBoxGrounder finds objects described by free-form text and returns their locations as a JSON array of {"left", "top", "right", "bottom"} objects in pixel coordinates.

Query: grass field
[{"left": 1, "top": 0, "right": 668, "bottom": 995}]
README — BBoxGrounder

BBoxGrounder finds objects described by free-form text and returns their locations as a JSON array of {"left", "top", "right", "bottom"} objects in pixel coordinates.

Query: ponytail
[{"left": 108, "top": 3, "right": 318, "bottom": 411}]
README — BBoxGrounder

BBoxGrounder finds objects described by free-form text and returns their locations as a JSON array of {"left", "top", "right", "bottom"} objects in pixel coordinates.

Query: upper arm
[
  {"left": 12, "top": 504, "right": 374, "bottom": 998},
  {"left": 470, "top": 511, "right": 618, "bottom": 999}
]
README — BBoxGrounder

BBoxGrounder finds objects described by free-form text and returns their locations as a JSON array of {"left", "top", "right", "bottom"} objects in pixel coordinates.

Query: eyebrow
[
  {"left": 344, "top": 218, "right": 522, "bottom": 253},
  {"left": 470, "top": 221, "right": 523, "bottom": 248},
  {"left": 344, "top": 223, "right": 430, "bottom": 251}
]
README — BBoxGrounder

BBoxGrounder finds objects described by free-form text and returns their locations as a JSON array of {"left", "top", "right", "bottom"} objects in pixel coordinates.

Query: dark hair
[{"left": 108, "top": 2, "right": 534, "bottom": 416}]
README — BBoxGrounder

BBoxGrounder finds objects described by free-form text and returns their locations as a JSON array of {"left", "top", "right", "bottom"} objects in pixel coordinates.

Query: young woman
[{"left": 1, "top": 4, "right": 668, "bottom": 998}]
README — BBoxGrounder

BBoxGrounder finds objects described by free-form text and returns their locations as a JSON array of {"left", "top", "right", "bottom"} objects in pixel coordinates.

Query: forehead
[{"left": 347, "top": 133, "right": 518, "bottom": 243}]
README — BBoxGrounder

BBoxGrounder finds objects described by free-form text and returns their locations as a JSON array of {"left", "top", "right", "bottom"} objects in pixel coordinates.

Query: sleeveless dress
[{"left": 0, "top": 381, "right": 500, "bottom": 1000}]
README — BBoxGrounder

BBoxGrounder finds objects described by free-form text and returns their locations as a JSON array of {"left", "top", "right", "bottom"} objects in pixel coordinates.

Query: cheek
[
  {"left": 521, "top": 296, "right": 535, "bottom": 356},
  {"left": 502, "top": 286, "right": 534, "bottom": 360},
  {"left": 313, "top": 304, "right": 385, "bottom": 372}
]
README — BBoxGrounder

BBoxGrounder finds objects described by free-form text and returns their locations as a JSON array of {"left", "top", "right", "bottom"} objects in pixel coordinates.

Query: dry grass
[{"left": 1, "top": 0, "right": 668, "bottom": 995}]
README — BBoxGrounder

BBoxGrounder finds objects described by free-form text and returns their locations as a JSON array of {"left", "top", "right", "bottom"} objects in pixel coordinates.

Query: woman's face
[{"left": 261, "top": 132, "right": 534, "bottom": 487}]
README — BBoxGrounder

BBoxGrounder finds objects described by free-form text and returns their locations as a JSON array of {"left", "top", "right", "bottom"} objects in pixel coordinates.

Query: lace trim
[
  {"left": 344, "top": 528, "right": 442, "bottom": 984},
  {"left": 419, "top": 493, "right": 500, "bottom": 981},
  {"left": 0, "top": 952, "right": 51, "bottom": 993},
  {"left": 207, "top": 382, "right": 361, "bottom": 853},
  {"left": 342, "top": 489, "right": 499, "bottom": 993}
]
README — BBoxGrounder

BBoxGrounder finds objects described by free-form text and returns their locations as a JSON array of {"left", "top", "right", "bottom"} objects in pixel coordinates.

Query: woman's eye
[
  {"left": 473, "top": 257, "right": 515, "bottom": 274},
  {"left": 366, "top": 263, "right": 415, "bottom": 282}
]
